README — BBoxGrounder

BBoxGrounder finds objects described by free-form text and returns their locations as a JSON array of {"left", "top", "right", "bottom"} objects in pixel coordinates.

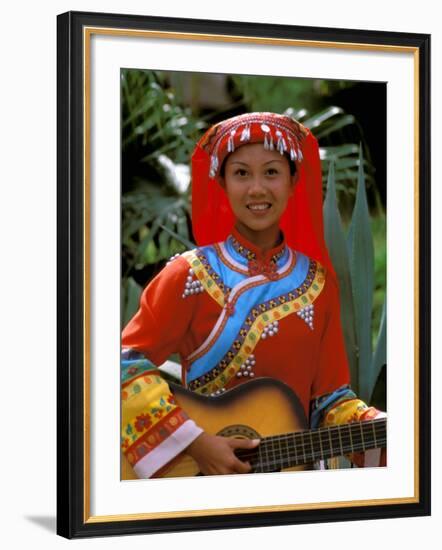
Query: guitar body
[{"left": 122, "top": 377, "right": 310, "bottom": 479}]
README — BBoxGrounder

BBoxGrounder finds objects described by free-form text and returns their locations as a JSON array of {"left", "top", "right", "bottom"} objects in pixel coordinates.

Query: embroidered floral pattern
[
  {"left": 125, "top": 408, "right": 189, "bottom": 467},
  {"left": 122, "top": 371, "right": 182, "bottom": 461},
  {"left": 134, "top": 413, "right": 153, "bottom": 433}
]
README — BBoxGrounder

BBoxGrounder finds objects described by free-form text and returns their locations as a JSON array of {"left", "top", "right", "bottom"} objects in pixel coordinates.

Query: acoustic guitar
[{"left": 122, "top": 377, "right": 386, "bottom": 479}]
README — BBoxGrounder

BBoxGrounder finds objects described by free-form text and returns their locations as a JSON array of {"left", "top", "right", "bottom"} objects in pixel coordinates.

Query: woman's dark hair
[{"left": 219, "top": 151, "right": 296, "bottom": 178}]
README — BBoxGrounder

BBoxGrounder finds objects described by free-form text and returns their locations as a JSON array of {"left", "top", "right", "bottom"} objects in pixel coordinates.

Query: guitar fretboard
[{"left": 237, "top": 418, "right": 386, "bottom": 473}]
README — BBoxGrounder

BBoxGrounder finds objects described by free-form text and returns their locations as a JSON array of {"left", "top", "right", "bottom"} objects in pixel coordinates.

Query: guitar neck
[{"left": 238, "top": 418, "right": 386, "bottom": 473}]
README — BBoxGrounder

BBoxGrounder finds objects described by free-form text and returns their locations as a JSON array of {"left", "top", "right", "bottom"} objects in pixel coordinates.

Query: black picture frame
[{"left": 57, "top": 10, "right": 431, "bottom": 539}]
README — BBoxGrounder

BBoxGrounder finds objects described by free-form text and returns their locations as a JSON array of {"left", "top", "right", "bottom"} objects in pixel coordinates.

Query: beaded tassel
[
  {"left": 236, "top": 354, "right": 256, "bottom": 378},
  {"left": 210, "top": 387, "right": 227, "bottom": 397},
  {"left": 182, "top": 268, "right": 204, "bottom": 298},
  {"left": 227, "top": 128, "right": 236, "bottom": 153},
  {"left": 240, "top": 123, "right": 251, "bottom": 142},
  {"left": 260, "top": 320, "right": 280, "bottom": 339},
  {"left": 209, "top": 153, "right": 219, "bottom": 178},
  {"left": 297, "top": 304, "right": 315, "bottom": 330}
]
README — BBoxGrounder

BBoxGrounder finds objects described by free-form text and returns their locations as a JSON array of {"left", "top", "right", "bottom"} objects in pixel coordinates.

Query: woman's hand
[{"left": 187, "top": 432, "right": 260, "bottom": 475}]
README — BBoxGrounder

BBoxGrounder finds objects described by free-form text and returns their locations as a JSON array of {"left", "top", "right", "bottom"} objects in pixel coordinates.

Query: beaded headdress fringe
[{"left": 203, "top": 113, "right": 307, "bottom": 178}]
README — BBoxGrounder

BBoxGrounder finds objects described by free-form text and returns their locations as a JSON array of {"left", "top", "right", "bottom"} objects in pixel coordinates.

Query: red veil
[{"left": 191, "top": 112, "right": 335, "bottom": 278}]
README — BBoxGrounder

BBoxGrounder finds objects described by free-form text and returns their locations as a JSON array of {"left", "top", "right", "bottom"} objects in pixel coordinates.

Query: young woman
[{"left": 121, "top": 112, "right": 385, "bottom": 479}]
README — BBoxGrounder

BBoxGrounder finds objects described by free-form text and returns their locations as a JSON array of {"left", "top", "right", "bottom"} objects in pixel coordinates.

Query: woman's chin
[{"left": 237, "top": 217, "right": 280, "bottom": 236}]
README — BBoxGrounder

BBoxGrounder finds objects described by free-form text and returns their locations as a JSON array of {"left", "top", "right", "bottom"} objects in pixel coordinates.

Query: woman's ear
[
  {"left": 216, "top": 175, "right": 226, "bottom": 190},
  {"left": 290, "top": 172, "right": 300, "bottom": 192}
]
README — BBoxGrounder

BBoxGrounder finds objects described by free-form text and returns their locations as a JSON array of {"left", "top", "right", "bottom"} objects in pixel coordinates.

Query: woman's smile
[{"left": 246, "top": 202, "right": 272, "bottom": 214}]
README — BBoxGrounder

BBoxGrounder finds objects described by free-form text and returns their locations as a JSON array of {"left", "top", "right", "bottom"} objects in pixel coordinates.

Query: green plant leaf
[
  {"left": 159, "top": 223, "right": 196, "bottom": 250},
  {"left": 303, "top": 106, "right": 344, "bottom": 129},
  {"left": 315, "top": 115, "right": 356, "bottom": 139},
  {"left": 347, "top": 145, "right": 375, "bottom": 402},
  {"left": 370, "top": 298, "right": 386, "bottom": 401},
  {"left": 320, "top": 144, "right": 359, "bottom": 159},
  {"left": 323, "top": 161, "right": 359, "bottom": 391},
  {"left": 122, "top": 277, "right": 142, "bottom": 328}
]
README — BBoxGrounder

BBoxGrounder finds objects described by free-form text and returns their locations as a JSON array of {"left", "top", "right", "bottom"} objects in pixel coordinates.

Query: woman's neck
[{"left": 234, "top": 222, "right": 282, "bottom": 253}]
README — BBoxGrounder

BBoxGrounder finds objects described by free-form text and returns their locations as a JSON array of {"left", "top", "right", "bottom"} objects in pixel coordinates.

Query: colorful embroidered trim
[
  {"left": 182, "top": 249, "right": 229, "bottom": 307},
  {"left": 215, "top": 241, "right": 295, "bottom": 278},
  {"left": 228, "top": 234, "right": 287, "bottom": 264},
  {"left": 322, "top": 398, "right": 370, "bottom": 427},
  {"left": 124, "top": 408, "right": 189, "bottom": 467},
  {"left": 185, "top": 249, "right": 298, "bottom": 367},
  {"left": 186, "top": 276, "right": 269, "bottom": 365},
  {"left": 189, "top": 261, "right": 326, "bottom": 393},
  {"left": 122, "top": 371, "right": 183, "bottom": 464},
  {"left": 309, "top": 385, "right": 356, "bottom": 428},
  {"left": 121, "top": 358, "right": 160, "bottom": 387}
]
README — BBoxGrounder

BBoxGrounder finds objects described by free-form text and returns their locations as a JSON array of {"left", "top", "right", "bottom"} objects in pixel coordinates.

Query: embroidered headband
[{"left": 196, "top": 112, "right": 309, "bottom": 179}]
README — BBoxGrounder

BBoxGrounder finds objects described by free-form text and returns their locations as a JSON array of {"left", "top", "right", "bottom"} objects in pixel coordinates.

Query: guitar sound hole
[{"left": 217, "top": 424, "right": 260, "bottom": 440}]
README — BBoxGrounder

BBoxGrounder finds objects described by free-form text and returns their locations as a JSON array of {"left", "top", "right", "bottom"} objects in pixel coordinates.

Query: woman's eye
[
  {"left": 267, "top": 168, "right": 278, "bottom": 175},
  {"left": 235, "top": 169, "right": 248, "bottom": 176}
]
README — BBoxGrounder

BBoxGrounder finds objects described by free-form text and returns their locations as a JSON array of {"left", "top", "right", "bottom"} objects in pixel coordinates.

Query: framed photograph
[{"left": 57, "top": 10, "right": 431, "bottom": 538}]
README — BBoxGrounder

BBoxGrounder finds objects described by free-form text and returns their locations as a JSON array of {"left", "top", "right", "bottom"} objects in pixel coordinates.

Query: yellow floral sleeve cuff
[{"left": 322, "top": 398, "right": 369, "bottom": 427}]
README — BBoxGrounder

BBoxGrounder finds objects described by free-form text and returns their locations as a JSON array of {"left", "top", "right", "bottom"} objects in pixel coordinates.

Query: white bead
[
  {"left": 236, "top": 372, "right": 242, "bottom": 377},
  {"left": 261, "top": 333, "right": 267, "bottom": 339},
  {"left": 249, "top": 372, "right": 255, "bottom": 377},
  {"left": 189, "top": 269, "right": 194, "bottom": 275},
  {"left": 243, "top": 371, "right": 249, "bottom": 376},
  {"left": 247, "top": 365, "right": 252, "bottom": 370},
  {"left": 269, "top": 330, "right": 274, "bottom": 337}
]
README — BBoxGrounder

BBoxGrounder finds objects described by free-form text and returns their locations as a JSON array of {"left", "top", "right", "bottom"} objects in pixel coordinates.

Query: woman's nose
[{"left": 247, "top": 176, "right": 266, "bottom": 195}]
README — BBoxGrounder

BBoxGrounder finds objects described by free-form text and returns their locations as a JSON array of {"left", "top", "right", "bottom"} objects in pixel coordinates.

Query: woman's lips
[{"left": 247, "top": 203, "right": 271, "bottom": 212}]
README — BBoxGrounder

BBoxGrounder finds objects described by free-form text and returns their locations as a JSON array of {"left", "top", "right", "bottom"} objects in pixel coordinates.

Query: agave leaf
[
  {"left": 159, "top": 223, "right": 196, "bottom": 250},
  {"left": 122, "top": 277, "right": 142, "bottom": 328},
  {"left": 303, "top": 106, "right": 344, "bottom": 129},
  {"left": 320, "top": 144, "right": 359, "bottom": 159},
  {"left": 323, "top": 161, "right": 359, "bottom": 390},
  {"left": 370, "top": 299, "right": 386, "bottom": 401},
  {"left": 315, "top": 115, "right": 356, "bottom": 139},
  {"left": 347, "top": 145, "right": 375, "bottom": 402}
]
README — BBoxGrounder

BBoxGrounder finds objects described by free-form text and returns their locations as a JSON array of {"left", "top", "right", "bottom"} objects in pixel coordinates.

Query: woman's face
[{"left": 218, "top": 143, "right": 295, "bottom": 246}]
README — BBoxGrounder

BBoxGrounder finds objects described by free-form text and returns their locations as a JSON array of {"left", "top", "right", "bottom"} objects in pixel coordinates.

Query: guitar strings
[
  {"left": 238, "top": 437, "right": 387, "bottom": 472},
  {"left": 257, "top": 418, "right": 386, "bottom": 446},
  {"left": 237, "top": 435, "right": 387, "bottom": 463},
  {"left": 236, "top": 421, "right": 387, "bottom": 457},
  {"left": 241, "top": 428, "right": 387, "bottom": 459},
  {"left": 236, "top": 427, "right": 386, "bottom": 468},
  {"left": 249, "top": 423, "right": 386, "bottom": 449}
]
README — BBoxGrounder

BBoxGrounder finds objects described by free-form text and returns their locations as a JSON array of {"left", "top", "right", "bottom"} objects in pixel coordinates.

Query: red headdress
[{"left": 191, "top": 112, "right": 335, "bottom": 277}]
